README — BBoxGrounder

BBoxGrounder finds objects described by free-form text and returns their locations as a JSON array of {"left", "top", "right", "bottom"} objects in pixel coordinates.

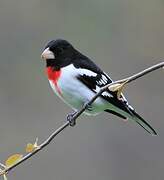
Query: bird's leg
[
  {"left": 67, "top": 111, "right": 77, "bottom": 126},
  {"left": 67, "top": 102, "right": 93, "bottom": 126}
]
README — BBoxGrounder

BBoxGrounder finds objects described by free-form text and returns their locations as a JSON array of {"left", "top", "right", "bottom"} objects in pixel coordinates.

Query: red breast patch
[{"left": 46, "top": 67, "right": 62, "bottom": 95}]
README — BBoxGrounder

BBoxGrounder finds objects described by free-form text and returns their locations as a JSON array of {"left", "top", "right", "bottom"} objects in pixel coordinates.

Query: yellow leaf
[
  {"left": 108, "top": 83, "right": 123, "bottom": 92},
  {"left": 5, "top": 154, "right": 23, "bottom": 167},
  {"left": 26, "top": 143, "right": 35, "bottom": 153},
  {"left": 26, "top": 138, "right": 39, "bottom": 153},
  {"left": 108, "top": 82, "right": 127, "bottom": 99}
]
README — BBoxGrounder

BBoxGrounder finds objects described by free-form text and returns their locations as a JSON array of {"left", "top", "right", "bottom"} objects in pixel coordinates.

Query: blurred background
[{"left": 0, "top": 0, "right": 164, "bottom": 179}]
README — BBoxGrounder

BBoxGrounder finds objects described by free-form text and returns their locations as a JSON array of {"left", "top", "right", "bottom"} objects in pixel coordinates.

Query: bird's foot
[{"left": 67, "top": 111, "right": 77, "bottom": 127}]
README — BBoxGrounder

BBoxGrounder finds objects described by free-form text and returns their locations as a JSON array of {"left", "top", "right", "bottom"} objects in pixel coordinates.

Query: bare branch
[
  {"left": 0, "top": 62, "right": 163, "bottom": 176},
  {"left": 116, "top": 61, "right": 164, "bottom": 84}
]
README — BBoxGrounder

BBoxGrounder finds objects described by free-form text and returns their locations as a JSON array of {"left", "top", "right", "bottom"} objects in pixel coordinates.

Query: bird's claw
[{"left": 67, "top": 111, "right": 77, "bottom": 126}]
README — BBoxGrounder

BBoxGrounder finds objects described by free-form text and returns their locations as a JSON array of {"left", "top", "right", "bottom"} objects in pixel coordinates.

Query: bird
[{"left": 41, "top": 39, "right": 157, "bottom": 135}]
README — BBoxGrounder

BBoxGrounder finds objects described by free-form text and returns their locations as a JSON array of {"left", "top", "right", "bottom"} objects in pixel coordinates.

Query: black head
[{"left": 41, "top": 39, "right": 77, "bottom": 68}]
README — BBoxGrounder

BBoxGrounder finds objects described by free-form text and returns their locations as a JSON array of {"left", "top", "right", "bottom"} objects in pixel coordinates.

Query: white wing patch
[
  {"left": 101, "top": 75, "right": 108, "bottom": 83},
  {"left": 61, "top": 64, "right": 97, "bottom": 78},
  {"left": 96, "top": 74, "right": 108, "bottom": 86},
  {"left": 102, "top": 91, "right": 113, "bottom": 97}
]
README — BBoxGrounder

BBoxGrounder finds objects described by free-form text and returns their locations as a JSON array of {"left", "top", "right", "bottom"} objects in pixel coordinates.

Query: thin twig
[
  {"left": 0, "top": 62, "right": 163, "bottom": 176},
  {"left": 116, "top": 61, "right": 164, "bottom": 84}
]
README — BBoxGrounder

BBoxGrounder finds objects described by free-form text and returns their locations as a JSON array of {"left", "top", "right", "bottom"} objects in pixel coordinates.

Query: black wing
[{"left": 73, "top": 57, "right": 132, "bottom": 114}]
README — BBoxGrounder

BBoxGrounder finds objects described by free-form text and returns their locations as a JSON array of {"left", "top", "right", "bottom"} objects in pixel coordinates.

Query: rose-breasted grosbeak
[{"left": 41, "top": 39, "right": 157, "bottom": 135}]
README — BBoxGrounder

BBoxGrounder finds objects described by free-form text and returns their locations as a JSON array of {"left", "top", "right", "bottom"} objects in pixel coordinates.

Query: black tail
[
  {"left": 105, "top": 109, "right": 157, "bottom": 135},
  {"left": 130, "top": 110, "right": 157, "bottom": 135}
]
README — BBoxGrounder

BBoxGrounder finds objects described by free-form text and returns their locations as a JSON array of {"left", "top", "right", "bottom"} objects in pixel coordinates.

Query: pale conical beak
[{"left": 41, "top": 47, "right": 55, "bottom": 60}]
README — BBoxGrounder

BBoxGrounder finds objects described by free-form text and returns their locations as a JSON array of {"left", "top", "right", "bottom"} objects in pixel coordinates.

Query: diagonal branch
[{"left": 0, "top": 62, "right": 163, "bottom": 176}]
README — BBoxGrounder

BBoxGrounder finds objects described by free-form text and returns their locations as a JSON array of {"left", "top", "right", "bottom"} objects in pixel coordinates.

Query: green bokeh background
[{"left": 0, "top": 0, "right": 164, "bottom": 179}]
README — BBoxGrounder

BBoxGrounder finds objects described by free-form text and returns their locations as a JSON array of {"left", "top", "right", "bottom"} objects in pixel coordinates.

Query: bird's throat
[{"left": 46, "top": 67, "right": 62, "bottom": 95}]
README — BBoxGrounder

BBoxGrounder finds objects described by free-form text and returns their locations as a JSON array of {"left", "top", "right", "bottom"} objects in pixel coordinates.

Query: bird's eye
[
  {"left": 58, "top": 47, "right": 66, "bottom": 54},
  {"left": 62, "top": 46, "right": 67, "bottom": 50}
]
